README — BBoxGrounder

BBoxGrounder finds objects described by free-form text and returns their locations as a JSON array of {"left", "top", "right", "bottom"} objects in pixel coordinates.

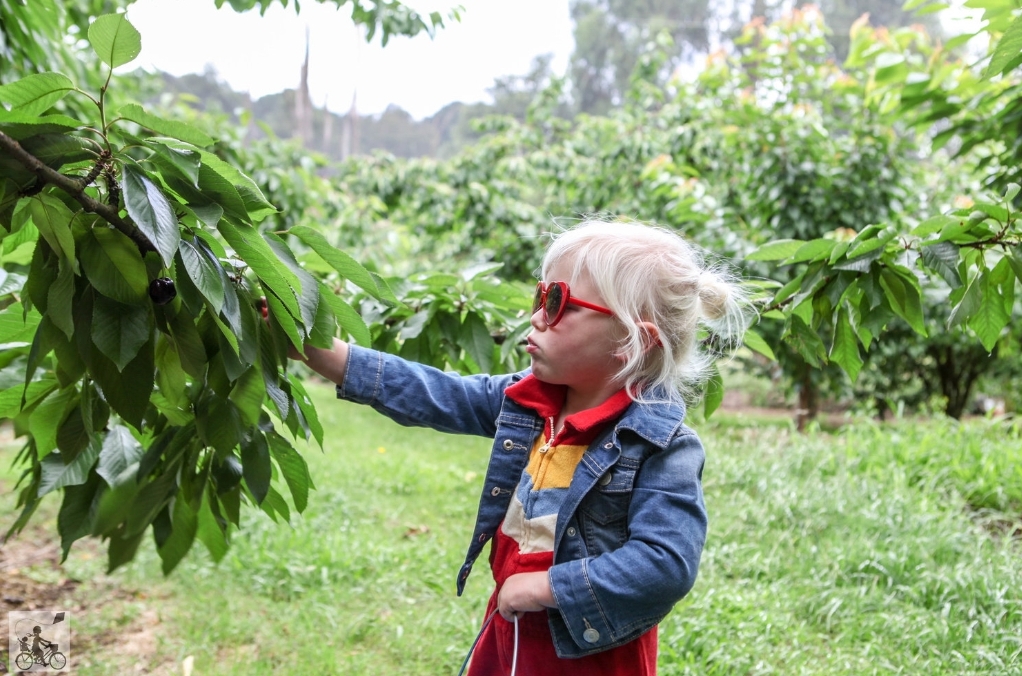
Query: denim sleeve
[
  {"left": 336, "top": 344, "right": 516, "bottom": 438},
  {"left": 547, "top": 430, "right": 707, "bottom": 652}
]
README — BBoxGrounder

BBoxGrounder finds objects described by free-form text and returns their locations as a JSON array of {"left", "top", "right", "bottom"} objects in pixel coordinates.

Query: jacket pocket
[{"left": 578, "top": 460, "right": 638, "bottom": 552}]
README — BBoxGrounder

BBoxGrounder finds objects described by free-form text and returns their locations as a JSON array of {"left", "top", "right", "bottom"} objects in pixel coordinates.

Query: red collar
[{"left": 504, "top": 375, "right": 632, "bottom": 446}]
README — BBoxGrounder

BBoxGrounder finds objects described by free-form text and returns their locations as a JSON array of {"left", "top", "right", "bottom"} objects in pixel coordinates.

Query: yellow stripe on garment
[{"left": 524, "top": 436, "right": 587, "bottom": 490}]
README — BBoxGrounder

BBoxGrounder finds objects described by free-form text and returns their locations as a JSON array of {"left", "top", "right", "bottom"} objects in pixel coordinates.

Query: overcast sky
[{"left": 125, "top": 0, "right": 575, "bottom": 120}]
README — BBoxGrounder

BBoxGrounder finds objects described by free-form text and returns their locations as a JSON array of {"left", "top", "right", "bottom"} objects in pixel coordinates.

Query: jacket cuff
[
  {"left": 548, "top": 559, "right": 614, "bottom": 651},
  {"left": 335, "top": 345, "right": 383, "bottom": 404}
]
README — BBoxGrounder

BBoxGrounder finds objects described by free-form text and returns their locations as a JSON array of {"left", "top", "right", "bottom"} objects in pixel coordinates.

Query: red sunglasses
[{"left": 532, "top": 281, "right": 614, "bottom": 327}]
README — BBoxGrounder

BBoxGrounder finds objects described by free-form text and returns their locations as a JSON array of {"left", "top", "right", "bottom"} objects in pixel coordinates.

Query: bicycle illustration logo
[{"left": 8, "top": 610, "right": 70, "bottom": 672}]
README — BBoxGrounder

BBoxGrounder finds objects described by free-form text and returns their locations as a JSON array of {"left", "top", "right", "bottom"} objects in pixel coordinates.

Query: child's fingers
[{"left": 256, "top": 297, "right": 303, "bottom": 360}]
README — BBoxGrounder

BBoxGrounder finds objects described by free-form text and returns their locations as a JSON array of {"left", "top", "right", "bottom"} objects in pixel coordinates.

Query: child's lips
[{"left": 526, "top": 338, "right": 539, "bottom": 354}]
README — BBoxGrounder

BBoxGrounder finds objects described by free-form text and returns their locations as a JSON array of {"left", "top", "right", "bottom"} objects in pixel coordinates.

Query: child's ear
[{"left": 637, "top": 322, "right": 662, "bottom": 354}]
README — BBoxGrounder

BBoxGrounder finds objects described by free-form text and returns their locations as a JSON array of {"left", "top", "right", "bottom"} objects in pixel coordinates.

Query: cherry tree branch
[{"left": 0, "top": 130, "right": 155, "bottom": 253}]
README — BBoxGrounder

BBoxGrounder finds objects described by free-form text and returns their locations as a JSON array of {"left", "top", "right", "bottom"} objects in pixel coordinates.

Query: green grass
[{"left": 2, "top": 383, "right": 1020, "bottom": 675}]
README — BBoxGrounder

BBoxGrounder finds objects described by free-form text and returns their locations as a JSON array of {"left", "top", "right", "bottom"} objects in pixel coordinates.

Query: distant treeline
[{"left": 153, "top": 67, "right": 545, "bottom": 160}]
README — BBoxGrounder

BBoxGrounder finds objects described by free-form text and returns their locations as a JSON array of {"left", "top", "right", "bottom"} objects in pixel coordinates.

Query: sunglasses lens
[
  {"left": 532, "top": 283, "right": 544, "bottom": 315},
  {"left": 545, "top": 283, "right": 564, "bottom": 324}
]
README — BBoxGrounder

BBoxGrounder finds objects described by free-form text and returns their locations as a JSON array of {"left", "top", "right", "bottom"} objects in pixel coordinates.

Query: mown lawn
[{"left": 1, "top": 381, "right": 1020, "bottom": 675}]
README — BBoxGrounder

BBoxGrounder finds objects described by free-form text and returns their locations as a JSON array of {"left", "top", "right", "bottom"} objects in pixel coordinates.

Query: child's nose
[{"left": 530, "top": 307, "right": 548, "bottom": 330}]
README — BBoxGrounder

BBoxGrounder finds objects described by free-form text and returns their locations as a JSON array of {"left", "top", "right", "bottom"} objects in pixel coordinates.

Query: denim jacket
[{"left": 338, "top": 345, "right": 707, "bottom": 658}]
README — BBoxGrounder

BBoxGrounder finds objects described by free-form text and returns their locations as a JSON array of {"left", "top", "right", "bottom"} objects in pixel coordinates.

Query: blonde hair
[{"left": 541, "top": 220, "right": 749, "bottom": 403}]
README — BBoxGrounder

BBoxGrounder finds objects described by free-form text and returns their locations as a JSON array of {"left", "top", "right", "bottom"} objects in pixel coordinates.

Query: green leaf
[
  {"left": 0, "top": 300, "right": 40, "bottom": 343},
  {"left": 47, "top": 261, "right": 75, "bottom": 339},
  {"left": 986, "top": 12, "right": 1022, "bottom": 78},
  {"left": 265, "top": 233, "right": 318, "bottom": 330},
  {"left": 29, "top": 193, "right": 77, "bottom": 270},
  {"left": 58, "top": 472, "right": 102, "bottom": 560},
  {"left": 968, "top": 271, "right": 1011, "bottom": 351},
  {"left": 144, "top": 139, "right": 202, "bottom": 186},
  {"left": 746, "top": 239, "right": 805, "bottom": 262},
  {"left": 703, "top": 364, "right": 723, "bottom": 417},
  {"left": 91, "top": 473, "right": 142, "bottom": 538},
  {"left": 845, "top": 233, "right": 890, "bottom": 260},
  {"left": 196, "top": 489, "right": 228, "bottom": 563},
  {"left": 910, "top": 214, "right": 957, "bottom": 237},
  {"left": 38, "top": 439, "right": 101, "bottom": 497},
  {"left": 97, "top": 425, "right": 144, "bottom": 487},
  {"left": 80, "top": 227, "right": 148, "bottom": 304},
  {"left": 460, "top": 311, "right": 493, "bottom": 372},
  {"left": 784, "top": 314, "right": 827, "bottom": 367},
  {"left": 165, "top": 163, "right": 248, "bottom": 223},
  {"left": 57, "top": 402, "right": 93, "bottom": 461},
  {"left": 166, "top": 306, "right": 207, "bottom": 379},
  {"left": 920, "top": 241, "right": 962, "bottom": 288},
  {"left": 196, "top": 150, "right": 276, "bottom": 221},
  {"left": 195, "top": 396, "right": 243, "bottom": 456},
  {"left": 259, "top": 485, "right": 291, "bottom": 524},
  {"left": 107, "top": 524, "right": 146, "bottom": 573},
  {"left": 289, "top": 376, "right": 323, "bottom": 447},
  {"left": 791, "top": 239, "right": 836, "bottom": 263},
  {"left": 125, "top": 462, "right": 179, "bottom": 536},
  {"left": 118, "top": 106, "right": 214, "bottom": 147},
  {"left": 189, "top": 203, "right": 224, "bottom": 229},
  {"left": 1007, "top": 246, "right": 1022, "bottom": 282},
  {"left": 157, "top": 490, "right": 198, "bottom": 575},
  {"left": 22, "top": 132, "right": 93, "bottom": 167},
  {"left": 879, "top": 268, "right": 926, "bottom": 336},
  {"left": 318, "top": 283, "right": 371, "bottom": 346},
  {"left": 264, "top": 286, "right": 305, "bottom": 356},
  {"left": 29, "top": 387, "right": 75, "bottom": 458},
  {"left": 92, "top": 295, "right": 150, "bottom": 371},
  {"left": 88, "top": 13, "right": 142, "bottom": 69},
  {"left": 241, "top": 432, "right": 271, "bottom": 504},
  {"left": 267, "top": 431, "right": 312, "bottom": 513},
  {"left": 0, "top": 112, "right": 80, "bottom": 136},
  {"left": 228, "top": 366, "right": 266, "bottom": 427},
  {"left": 218, "top": 221, "right": 301, "bottom": 318},
  {"left": 0, "top": 379, "right": 55, "bottom": 420},
  {"left": 829, "top": 308, "right": 863, "bottom": 382},
  {"left": 289, "top": 225, "right": 389, "bottom": 300},
  {"left": 121, "top": 165, "right": 180, "bottom": 267},
  {"left": 742, "top": 329, "right": 776, "bottom": 361},
  {"left": 948, "top": 273, "right": 982, "bottom": 329},
  {"left": 0, "top": 73, "right": 75, "bottom": 117},
  {"left": 178, "top": 239, "right": 226, "bottom": 314},
  {"left": 88, "top": 337, "right": 154, "bottom": 430}
]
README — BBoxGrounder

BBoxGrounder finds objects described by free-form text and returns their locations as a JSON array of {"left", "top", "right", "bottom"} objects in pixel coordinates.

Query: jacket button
[
  {"left": 566, "top": 527, "right": 576, "bottom": 537},
  {"left": 603, "top": 442, "right": 613, "bottom": 449},
  {"left": 478, "top": 533, "right": 488, "bottom": 542},
  {"left": 502, "top": 439, "right": 514, "bottom": 450},
  {"left": 598, "top": 472, "right": 612, "bottom": 486},
  {"left": 491, "top": 486, "right": 501, "bottom": 497},
  {"left": 583, "top": 627, "right": 600, "bottom": 643}
]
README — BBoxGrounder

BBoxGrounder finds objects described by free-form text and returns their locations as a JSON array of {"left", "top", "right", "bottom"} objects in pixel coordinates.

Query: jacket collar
[
  {"left": 615, "top": 394, "right": 688, "bottom": 449},
  {"left": 505, "top": 373, "right": 687, "bottom": 449},
  {"left": 504, "top": 374, "right": 633, "bottom": 446}
]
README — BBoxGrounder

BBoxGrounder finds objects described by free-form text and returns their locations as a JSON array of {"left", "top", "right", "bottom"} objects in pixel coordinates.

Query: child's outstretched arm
[{"left": 293, "top": 337, "right": 350, "bottom": 386}]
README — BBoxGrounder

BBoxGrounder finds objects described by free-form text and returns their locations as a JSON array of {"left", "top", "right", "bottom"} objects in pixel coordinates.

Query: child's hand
[
  {"left": 257, "top": 298, "right": 350, "bottom": 384},
  {"left": 256, "top": 298, "right": 303, "bottom": 361},
  {"left": 497, "top": 571, "right": 556, "bottom": 621}
]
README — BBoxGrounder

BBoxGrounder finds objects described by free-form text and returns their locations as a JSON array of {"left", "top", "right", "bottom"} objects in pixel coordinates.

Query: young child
[{"left": 293, "top": 220, "right": 747, "bottom": 675}]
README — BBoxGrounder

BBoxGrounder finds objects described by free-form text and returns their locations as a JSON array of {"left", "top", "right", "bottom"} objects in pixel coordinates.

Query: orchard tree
[
  {"left": 0, "top": 1, "right": 529, "bottom": 576},
  {"left": 743, "top": 2, "right": 1022, "bottom": 407}
]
